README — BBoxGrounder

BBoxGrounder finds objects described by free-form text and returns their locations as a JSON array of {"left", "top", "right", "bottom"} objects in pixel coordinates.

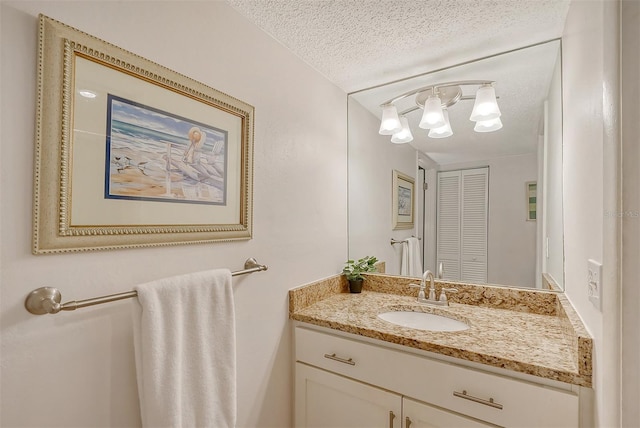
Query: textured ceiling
[{"left": 226, "top": 0, "right": 570, "bottom": 93}]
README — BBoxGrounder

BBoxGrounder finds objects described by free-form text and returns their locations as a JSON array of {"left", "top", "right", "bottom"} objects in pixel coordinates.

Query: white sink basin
[{"left": 377, "top": 311, "right": 469, "bottom": 332}]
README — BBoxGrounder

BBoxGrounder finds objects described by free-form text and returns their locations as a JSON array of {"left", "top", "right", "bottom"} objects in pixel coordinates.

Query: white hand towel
[
  {"left": 132, "top": 269, "right": 236, "bottom": 428},
  {"left": 407, "top": 237, "right": 423, "bottom": 277},
  {"left": 400, "top": 241, "right": 410, "bottom": 276},
  {"left": 401, "top": 237, "right": 423, "bottom": 277}
]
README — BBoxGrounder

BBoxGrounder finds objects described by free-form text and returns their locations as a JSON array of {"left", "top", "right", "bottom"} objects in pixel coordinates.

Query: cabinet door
[
  {"left": 296, "top": 363, "right": 402, "bottom": 428},
  {"left": 403, "top": 397, "right": 499, "bottom": 428}
]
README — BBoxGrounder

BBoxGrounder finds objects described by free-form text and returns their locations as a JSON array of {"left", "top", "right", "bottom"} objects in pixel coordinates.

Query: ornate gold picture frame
[{"left": 33, "top": 15, "right": 254, "bottom": 253}]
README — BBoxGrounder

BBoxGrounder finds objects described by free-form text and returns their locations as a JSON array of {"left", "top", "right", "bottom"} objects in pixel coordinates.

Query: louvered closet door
[
  {"left": 437, "top": 168, "right": 488, "bottom": 283},
  {"left": 461, "top": 168, "right": 488, "bottom": 283},
  {"left": 436, "top": 171, "right": 461, "bottom": 281}
]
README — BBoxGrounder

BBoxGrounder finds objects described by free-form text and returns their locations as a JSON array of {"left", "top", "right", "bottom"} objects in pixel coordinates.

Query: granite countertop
[{"left": 289, "top": 274, "right": 592, "bottom": 387}]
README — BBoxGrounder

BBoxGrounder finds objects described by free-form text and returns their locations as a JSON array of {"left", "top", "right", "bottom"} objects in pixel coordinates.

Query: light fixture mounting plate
[{"left": 415, "top": 86, "right": 462, "bottom": 109}]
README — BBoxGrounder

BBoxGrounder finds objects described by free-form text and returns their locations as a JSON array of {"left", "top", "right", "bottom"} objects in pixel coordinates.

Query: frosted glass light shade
[
  {"left": 474, "top": 117, "right": 503, "bottom": 132},
  {"left": 469, "top": 84, "right": 501, "bottom": 122},
  {"left": 391, "top": 116, "right": 413, "bottom": 144},
  {"left": 428, "top": 109, "right": 453, "bottom": 138},
  {"left": 379, "top": 104, "right": 402, "bottom": 135},
  {"left": 419, "top": 95, "right": 446, "bottom": 129}
]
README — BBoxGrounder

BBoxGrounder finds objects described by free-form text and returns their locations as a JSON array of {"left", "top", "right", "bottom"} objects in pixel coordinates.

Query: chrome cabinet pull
[
  {"left": 453, "top": 390, "right": 503, "bottom": 410},
  {"left": 405, "top": 416, "right": 412, "bottom": 428},
  {"left": 389, "top": 411, "right": 395, "bottom": 428},
  {"left": 323, "top": 353, "right": 355, "bottom": 366}
]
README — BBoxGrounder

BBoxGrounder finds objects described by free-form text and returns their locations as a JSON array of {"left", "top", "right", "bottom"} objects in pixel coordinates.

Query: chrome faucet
[
  {"left": 424, "top": 269, "right": 436, "bottom": 301},
  {"left": 410, "top": 269, "right": 457, "bottom": 306}
]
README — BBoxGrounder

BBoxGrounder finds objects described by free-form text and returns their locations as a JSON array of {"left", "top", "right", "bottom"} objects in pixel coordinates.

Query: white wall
[
  {"left": 621, "top": 0, "right": 640, "bottom": 424},
  {"left": 419, "top": 153, "right": 439, "bottom": 273},
  {"left": 348, "top": 98, "right": 417, "bottom": 275},
  {"left": 0, "top": 2, "right": 347, "bottom": 427},
  {"left": 543, "top": 51, "right": 565, "bottom": 289},
  {"left": 440, "top": 154, "right": 538, "bottom": 287},
  {"left": 536, "top": 132, "right": 545, "bottom": 288},
  {"left": 562, "top": 0, "right": 619, "bottom": 425}
]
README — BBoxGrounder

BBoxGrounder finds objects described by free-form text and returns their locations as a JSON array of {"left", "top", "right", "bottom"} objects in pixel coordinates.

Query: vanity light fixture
[
  {"left": 474, "top": 117, "right": 503, "bottom": 133},
  {"left": 428, "top": 108, "right": 453, "bottom": 139},
  {"left": 379, "top": 104, "right": 402, "bottom": 135},
  {"left": 378, "top": 80, "right": 502, "bottom": 143},
  {"left": 419, "top": 91, "right": 446, "bottom": 129},
  {"left": 391, "top": 116, "right": 414, "bottom": 144},
  {"left": 469, "top": 84, "right": 501, "bottom": 121}
]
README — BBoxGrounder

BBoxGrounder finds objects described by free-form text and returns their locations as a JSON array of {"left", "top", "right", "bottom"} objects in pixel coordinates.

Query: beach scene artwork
[
  {"left": 105, "top": 95, "right": 228, "bottom": 205},
  {"left": 398, "top": 185, "right": 412, "bottom": 216}
]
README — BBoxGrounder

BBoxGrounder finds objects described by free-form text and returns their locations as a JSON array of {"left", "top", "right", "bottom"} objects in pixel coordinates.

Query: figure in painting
[{"left": 183, "top": 126, "right": 206, "bottom": 164}]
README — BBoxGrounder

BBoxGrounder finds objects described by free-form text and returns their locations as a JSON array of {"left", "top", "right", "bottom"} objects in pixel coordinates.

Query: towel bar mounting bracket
[{"left": 25, "top": 287, "right": 62, "bottom": 315}]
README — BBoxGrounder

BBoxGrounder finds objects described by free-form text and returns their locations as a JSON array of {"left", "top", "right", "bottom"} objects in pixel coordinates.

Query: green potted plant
[{"left": 342, "top": 256, "right": 379, "bottom": 293}]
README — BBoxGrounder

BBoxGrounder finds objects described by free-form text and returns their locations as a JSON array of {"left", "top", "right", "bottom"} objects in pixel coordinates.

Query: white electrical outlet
[
  {"left": 588, "top": 259, "right": 603, "bottom": 310},
  {"left": 545, "top": 237, "right": 550, "bottom": 259}
]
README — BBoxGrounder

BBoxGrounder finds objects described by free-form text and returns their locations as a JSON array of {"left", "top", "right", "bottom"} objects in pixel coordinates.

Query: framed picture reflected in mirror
[{"left": 392, "top": 170, "right": 415, "bottom": 230}]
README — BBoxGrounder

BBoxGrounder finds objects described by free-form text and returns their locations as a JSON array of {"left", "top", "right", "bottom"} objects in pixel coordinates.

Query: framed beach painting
[
  {"left": 32, "top": 15, "right": 254, "bottom": 253},
  {"left": 392, "top": 170, "right": 415, "bottom": 230}
]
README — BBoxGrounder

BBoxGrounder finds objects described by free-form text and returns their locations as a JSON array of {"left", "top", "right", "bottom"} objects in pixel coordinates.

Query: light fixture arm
[
  {"left": 380, "top": 80, "right": 495, "bottom": 106},
  {"left": 398, "top": 106, "right": 421, "bottom": 116},
  {"left": 397, "top": 95, "right": 500, "bottom": 116}
]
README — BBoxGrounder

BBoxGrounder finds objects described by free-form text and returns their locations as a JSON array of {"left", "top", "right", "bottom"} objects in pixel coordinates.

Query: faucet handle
[
  {"left": 409, "top": 283, "right": 426, "bottom": 301},
  {"left": 438, "top": 287, "right": 458, "bottom": 303},
  {"left": 437, "top": 262, "right": 444, "bottom": 279}
]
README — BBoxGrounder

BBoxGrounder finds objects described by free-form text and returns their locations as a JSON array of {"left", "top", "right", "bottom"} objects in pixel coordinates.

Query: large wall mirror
[{"left": 348, "top": 39, "right": 564, "bottom": 291}]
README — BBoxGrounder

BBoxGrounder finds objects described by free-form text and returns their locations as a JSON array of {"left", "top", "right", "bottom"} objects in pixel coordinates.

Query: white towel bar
[{"left": 390, "top": 236, "right": 422, "bottom": 245}]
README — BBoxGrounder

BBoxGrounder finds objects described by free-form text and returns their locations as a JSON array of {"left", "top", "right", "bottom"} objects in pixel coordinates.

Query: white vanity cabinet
[
  {"left": 403, "top": 397, "right": 499, "bottom": 428},
  {"left": 294, "top": 326, "right": 579, "bottom": 428},
  {"left": 296, "top": 364, "right": 496, "bottom": 428},
  {"left": 296, "top": 363, "right": 402, "bottom": 427}
]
